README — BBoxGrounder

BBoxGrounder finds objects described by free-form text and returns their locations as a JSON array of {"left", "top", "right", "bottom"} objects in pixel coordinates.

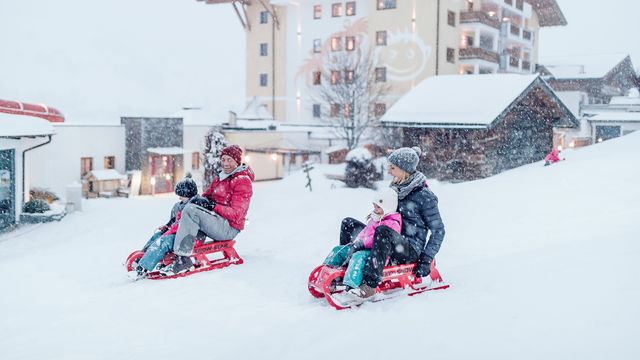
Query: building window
[
  {"left": 192, "top": 152, "right": 200, "bottom": 170},
  {"left": 260, "top": 11, "right": 269, "bottom": 24},
  {"left": 344, "top": 103, "right": 353, "bottom": 118},
  {"left": 313, "top": 71, "right": 321, "bottom": 85},
  {"left": 312, "top": 104, "right": 321, "bottom": 118},
  {"left": 376, "top": 31, "right": 387, "bottom": 46},
  {"left": 260, "top": 73, "right": 268, "bottom": 87},
  {"left": 345, "top": 36, "right": 355, "bottom": 51},
  {"left": 313, "top": 5, "right": 322, "bottom": 19},
  {"left": 330, "top": 103, "right": 341, "bottom": 117},
  {"left": 377, "top": 0, "right": 397, "bottom": 10},
  {"left": 331, "top": 70, "right": 341, "bottom": 85},
  {"left": 313, "top": 39, "right": 322, "bottom": 53},
  {"left": 375, "top": 67, "right": 387, "bottom": 82},
  {"left": 104, "top": 156, "right": 115, "bottom": 170},
  {"left": 446, "top": 48, "right": 455, "bottom": 63},
  {"left": 331, "top": 36, "right": 342, "bottom": 51},
  {"left": 374, "top": 103, "right": 387, "bottom": 117},
  {"left": 260, "top": 43, "right": 268, "bottom": 56},
  {"left": 344, "top": 70, "right": 354, "bottom": 84},
  {"left": 332, "top": 3, "right": 342, "bottom": 17},
  {"left": 81, "top": 157, "right": 93, "bottom": 177},
  {"left": 346, "top": 2, "right": 356, "bottom": 16},
  {"left": 447, "top": 10, "right": 456, "bottom": 26}
]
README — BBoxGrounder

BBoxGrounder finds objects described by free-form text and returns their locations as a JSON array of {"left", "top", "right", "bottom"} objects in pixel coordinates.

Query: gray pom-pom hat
[{"left": 387, "top": 146, "right": 422, "bottom": 174}]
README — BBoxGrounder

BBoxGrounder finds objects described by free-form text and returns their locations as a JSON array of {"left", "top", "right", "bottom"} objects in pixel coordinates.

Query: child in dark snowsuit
[
  {"left": 128, "top": 176, "right": 198, "bottom": 280},
  {"left": 323, "top": 188, "right": 401, "bottom": 289}
]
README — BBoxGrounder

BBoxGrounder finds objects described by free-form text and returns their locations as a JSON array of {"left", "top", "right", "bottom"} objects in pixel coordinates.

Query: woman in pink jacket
[{"left": 323, "top": 188, "right": 401, "bottom": 289}]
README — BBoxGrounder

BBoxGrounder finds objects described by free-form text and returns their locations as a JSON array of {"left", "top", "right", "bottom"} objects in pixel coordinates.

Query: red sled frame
[
  {"left": 125, "top": 240, "right": 243, "bottom": 280},
  {"left": 307, "top": 260, "right": 449, "bottom": 310}
]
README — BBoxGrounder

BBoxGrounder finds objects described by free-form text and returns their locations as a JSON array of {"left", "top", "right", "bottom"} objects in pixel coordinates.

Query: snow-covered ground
[{"left": 2, "top": 133, "right": 639, "bottom": 360}]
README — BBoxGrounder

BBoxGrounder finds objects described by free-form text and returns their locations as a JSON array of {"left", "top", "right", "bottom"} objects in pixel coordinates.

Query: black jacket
[{"left": 397, "top": 183, "right": 445, "bottom": 273}]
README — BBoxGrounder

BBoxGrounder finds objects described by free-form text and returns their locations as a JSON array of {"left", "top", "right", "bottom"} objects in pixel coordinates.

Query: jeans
[{"left": 139, "top": 234, "right": 177, "bottom": 271}]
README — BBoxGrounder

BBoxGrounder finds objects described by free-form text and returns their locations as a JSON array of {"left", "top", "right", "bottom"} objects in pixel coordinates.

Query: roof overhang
[
  {"left": 0, "top": 112, "right": 56, "bottom": 138},
  {"left": 526, "top": 0, "right": 567, "bottom": 27}
]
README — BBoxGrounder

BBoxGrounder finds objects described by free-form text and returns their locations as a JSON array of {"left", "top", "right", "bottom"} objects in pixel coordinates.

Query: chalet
[{"left": 381, "top": 74, "right": 577, "bottom": 182}]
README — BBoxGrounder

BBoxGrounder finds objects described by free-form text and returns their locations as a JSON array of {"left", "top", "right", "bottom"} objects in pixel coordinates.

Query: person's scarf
[{"left": 390, "top": 171, "right": 427, "bottom": 200}]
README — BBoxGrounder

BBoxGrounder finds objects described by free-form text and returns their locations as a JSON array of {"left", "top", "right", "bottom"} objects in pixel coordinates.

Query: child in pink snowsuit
[
  {"left": 323, "top": 188, "right": 402, "bottom": 289},
  {"left": 544, "top": 147, "right": 562, "bottom": 166}
]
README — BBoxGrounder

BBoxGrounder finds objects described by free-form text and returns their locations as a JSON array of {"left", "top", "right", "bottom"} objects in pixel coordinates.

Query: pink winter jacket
[
  {"left": 357, "top": 213, "right": 402, "bottom": 248},
  {"left": 544, "top": 149, "right": 561, "bottom": 163}
]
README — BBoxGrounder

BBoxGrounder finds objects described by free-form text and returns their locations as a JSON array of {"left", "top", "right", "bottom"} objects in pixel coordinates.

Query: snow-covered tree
[
  {"left": 202, "top": 128, "right": 227, "bottom": 186},
  {"left": 344, "top": 147, "right": 378, "bottom": 189},
  {"left": 312, "top": 50, "right": 390, "bottom": 150}
]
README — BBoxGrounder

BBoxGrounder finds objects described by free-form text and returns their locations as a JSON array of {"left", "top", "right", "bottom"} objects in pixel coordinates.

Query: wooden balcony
[
  {"left": 459, "top": 47, "right": 500, "bottom": 63},
  {"left": 460, "top": 11, "right": 500, "bottom": 30}
]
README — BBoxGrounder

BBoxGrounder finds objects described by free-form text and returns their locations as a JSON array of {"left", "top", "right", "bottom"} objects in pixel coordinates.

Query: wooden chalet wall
[{"left": 406, "top": 85, "right": 563, "bottom": 181}]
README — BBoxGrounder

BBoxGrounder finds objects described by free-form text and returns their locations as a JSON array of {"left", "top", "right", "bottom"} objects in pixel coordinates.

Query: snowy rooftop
[
  {"left": 587, "top": 112, "right": 640, "bottom": 122},
  {"left": 170, "top": 107, "right": 224, "bottom": 126},
  {"left": 147, "top": 147, "right": 194, "bottom": 155},
  {"left": 84, "top": 169, "right": 127, "bottom": 181},
  {"left": 0, "top": 112, "right": 55, "bottom": 137},
  {"left": 237, "top": 97, "right": 273, "bottom": 121},
  {"left": 381, "top": 74, "right": 540, "bottom": 128},
  {"left": 609, "top": 89, "right": 640, "bottom": 105},
  {"left": 540, "top": 54, "right": 632, "bottom": 79}
]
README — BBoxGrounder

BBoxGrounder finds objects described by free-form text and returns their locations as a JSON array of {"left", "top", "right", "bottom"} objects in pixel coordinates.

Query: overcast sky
[{"left": 0, "top": 0, "right": 638, "bottom": 124}]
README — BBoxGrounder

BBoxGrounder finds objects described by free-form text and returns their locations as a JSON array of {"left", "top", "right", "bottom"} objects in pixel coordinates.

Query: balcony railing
[
  {"left": 460, "top": 11, "right": 500, "bottom": 29},
  {"left": 459, "top": 47, "right": 500, "bottom": 63}
]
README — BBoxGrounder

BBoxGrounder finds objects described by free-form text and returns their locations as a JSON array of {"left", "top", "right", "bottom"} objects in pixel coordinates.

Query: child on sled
[
  {"left": 128, "top": 176, "right": 200, "bottom": 280},
  {"left": 323, "top": 187, "right": 401, "bottom": 289}
]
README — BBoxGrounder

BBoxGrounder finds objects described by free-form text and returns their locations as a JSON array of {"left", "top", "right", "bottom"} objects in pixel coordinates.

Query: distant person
[
  {"left": 323, "top": 188, "right": 401, "bottom": 290},
  {"left": 347, "top": 146, "right": 445, "bottom": 302},
  {"left": 544, "top": 146, "right": 565, "bottom": 166}
]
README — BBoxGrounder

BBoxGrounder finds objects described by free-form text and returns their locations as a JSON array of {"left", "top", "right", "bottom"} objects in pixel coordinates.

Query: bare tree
[{"left": 311, "top": 50, "right": 390, "bottom": 150}]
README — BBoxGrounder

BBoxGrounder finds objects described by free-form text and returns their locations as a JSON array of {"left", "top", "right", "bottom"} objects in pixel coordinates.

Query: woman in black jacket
[{"left": 348, "top": 146, "right": 446, "bottom": 300}]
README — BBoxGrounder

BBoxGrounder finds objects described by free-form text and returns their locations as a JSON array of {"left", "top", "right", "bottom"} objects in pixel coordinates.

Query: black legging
[
  {"left": 339, "top": 217, "right": 366, "bottom": 245},
  {"left": 361, "top": 226, "right": 419, "bottom": 287}
]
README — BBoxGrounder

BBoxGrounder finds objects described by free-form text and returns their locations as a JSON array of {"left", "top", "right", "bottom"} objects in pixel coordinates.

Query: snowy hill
[{"left": 1, "top": 133, "right": 639, "bottom": 359}]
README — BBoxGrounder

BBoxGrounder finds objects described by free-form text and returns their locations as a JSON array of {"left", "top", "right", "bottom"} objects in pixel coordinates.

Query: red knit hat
[{"left": 221, "top": 145, "right": 243, "bottom": 165}]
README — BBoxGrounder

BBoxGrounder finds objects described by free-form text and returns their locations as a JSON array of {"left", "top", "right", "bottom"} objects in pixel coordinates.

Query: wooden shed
[
  {"left": 82, "top": 169, "right": 127, "bottom": 198},
  {"left": 381, "top": 74, "right": 578, "bottom": 181}
]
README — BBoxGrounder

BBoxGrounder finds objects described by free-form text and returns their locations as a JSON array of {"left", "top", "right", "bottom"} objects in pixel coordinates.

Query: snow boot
[
  {"left": 159, "top": 255, "right": 195, "bottom": 276},
  {"left": 127, "top": 265, "right": 148, "bottom": 281},
  {"left": 347, "top": 283, "right": 376, "bottom": 301}
]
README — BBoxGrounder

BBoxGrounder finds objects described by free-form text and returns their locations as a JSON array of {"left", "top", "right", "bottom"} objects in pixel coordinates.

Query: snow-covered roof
[
  {"left": 609, "top": 89, "right": 640, "bottom": 105},
  {"left": 84, "top": 169, "right": 127, "bottom": 181},
  {"left": 554, "top": 91, "right": 584, "bottom": 118},
  {"left": 587, "top": 112, "right": 640, "bottom": 122},
  {"left": 147, "top": 147, "right": 194, "bottom": 155},
  {"left": 170, "top": 107, "right": 224, "bottom": 126},
  {"left": 324, "top": 145, "right": 348, "bottom": 154},
  {"left": 0, "top": 112, "right": 55, "bottom": 137},
  {"left": 237, "top": 97, "right": 273, "bottom": 121},
  {"left": 540, "top": 54, "right": 630, "bottom": 79},
  {"left": 381, "top": 74, "right": 540, "bottom": 128}
]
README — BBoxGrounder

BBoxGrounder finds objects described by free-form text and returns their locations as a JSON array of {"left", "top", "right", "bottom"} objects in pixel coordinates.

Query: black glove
[
  {"left": 157, "top": 225, "right": 169, "bottom": 233},
  {"left": 190, "top": 196, "right": 215, "bottom": 211},
  {"left": 342, "top": 240, "right": 365, "bottom": 267},
  {"left": 414, "top": 253, "right": 432, "bottom": 278}
]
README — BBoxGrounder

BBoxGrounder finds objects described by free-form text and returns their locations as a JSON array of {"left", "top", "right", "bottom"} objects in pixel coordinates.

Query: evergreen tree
[{"left": 202, "top": 128, "right": 227, "bottom": 186}]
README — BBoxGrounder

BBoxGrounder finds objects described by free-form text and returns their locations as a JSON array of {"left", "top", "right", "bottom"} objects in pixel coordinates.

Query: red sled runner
[
  {"left": 308, "top": 260, "right": 449, "bottom": 310},
  {"left": 125, "top": 239, "right": 243, "bottom": 280}
]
